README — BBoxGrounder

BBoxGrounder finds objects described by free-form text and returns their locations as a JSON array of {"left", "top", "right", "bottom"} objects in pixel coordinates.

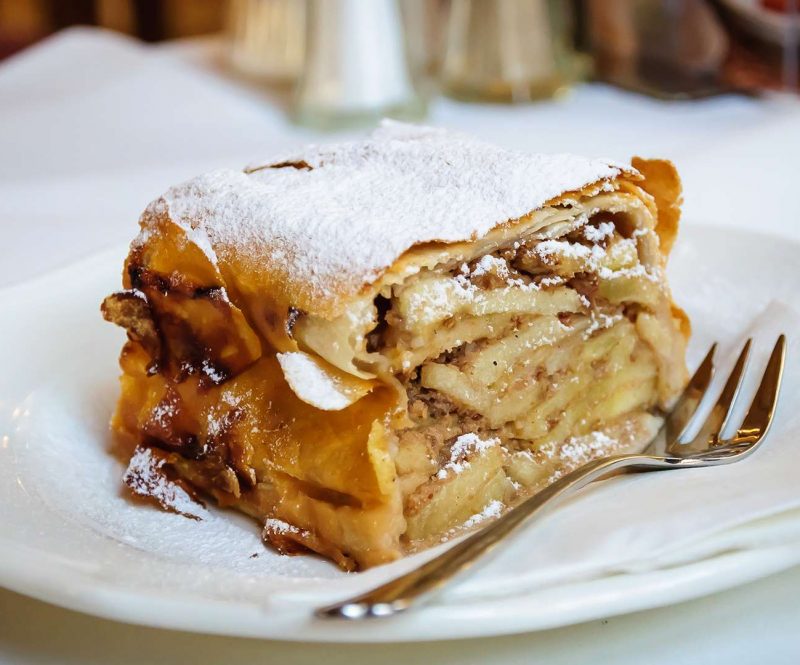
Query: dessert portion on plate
[{"left": 102, "top": 121, "right": 689, "bottom": 570}]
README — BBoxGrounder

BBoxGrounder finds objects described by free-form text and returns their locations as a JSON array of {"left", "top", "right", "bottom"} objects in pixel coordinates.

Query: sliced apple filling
[{"left": 367, "top": 214, "right": 686, "bottom": 545}]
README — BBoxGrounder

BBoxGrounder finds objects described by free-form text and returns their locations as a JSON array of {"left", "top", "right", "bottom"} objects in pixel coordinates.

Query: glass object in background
[
  {"left": 227, "top": 0, "right": 305, "bottom": 83},
  {"left": 439, "top": 0, "right": 580, "bottom": 103},
  {"left": 402, "top": 0, "right": 451, "bottom": 82},
  {"left": 292, "top": 0, "right": 427, "bottom": 130}
]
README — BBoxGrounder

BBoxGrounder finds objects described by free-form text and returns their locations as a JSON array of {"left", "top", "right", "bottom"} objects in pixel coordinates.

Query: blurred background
[
  {"left": 0, "top": 4, "right": 800, "bottom": 662},
  {"left": 0, "top": 0, "right": 797, "bottom": 129}
]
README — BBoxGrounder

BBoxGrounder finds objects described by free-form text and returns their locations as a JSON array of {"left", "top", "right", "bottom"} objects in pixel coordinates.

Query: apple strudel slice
[{"left": 102, "top": 121, "right": 689, "bottom": 570}]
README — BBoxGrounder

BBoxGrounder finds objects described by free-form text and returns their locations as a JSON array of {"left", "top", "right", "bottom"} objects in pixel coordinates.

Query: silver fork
[{"left": 317, "top": 335, "right": 786, "bottom": 620}]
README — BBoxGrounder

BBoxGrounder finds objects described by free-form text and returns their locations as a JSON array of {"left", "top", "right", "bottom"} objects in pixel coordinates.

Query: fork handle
[{"left": 317, "top": 453, "right": 676, "bottom": 619}]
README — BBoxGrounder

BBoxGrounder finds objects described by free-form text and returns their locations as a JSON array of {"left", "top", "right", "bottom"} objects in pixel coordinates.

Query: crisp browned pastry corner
[{"left": 102, "top": 121, "right": 689, "bottom": 571}]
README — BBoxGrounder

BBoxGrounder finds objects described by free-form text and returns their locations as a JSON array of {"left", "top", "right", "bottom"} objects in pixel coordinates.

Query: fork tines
[{"left": 675, "top": 335, "right": 786, "bottom": 458}]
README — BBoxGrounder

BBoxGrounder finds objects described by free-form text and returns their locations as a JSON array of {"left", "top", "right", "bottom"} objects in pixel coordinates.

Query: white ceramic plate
[{"left": 1, "top": 224, "right": 799, "bottom": 643}]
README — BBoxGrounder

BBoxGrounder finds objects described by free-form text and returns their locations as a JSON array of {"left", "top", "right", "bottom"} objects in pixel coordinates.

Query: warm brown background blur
[
  {"left": 0, "top": 0, "right": 224, "bottom": 58},
  {"left": 0, "top": 0, "right": 794, "bottom": 94}
]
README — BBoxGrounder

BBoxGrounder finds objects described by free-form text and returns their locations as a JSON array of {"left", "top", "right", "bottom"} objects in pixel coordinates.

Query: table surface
[{"left": 1, "top": 28, "right": 799, "bottom": 665}]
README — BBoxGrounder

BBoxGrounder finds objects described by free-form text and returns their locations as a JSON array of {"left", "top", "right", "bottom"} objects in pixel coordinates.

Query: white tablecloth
[{"left": 1, "top": 27, "right": 799, "bottom": 664}]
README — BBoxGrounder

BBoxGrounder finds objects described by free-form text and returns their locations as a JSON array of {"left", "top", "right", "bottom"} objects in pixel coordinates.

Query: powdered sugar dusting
[
  {"left": 462, "top": 500, "right": 505, "bottom": 529},
  {"left": 451, "top": 432, "right": 499, "bottom": 458},
  {"left": 200, "top": 358, "right": 226, "bottom": 384},
  {"left": 584, "top": 311, "right": 624, "bottom": 338},
  {"left": 545, "top": 431, "right": 622, "bottom": 482},
  {"left": 560, "top": 431, "right": 617, "bottom": 464},
  {"left": 264, "top": 517, "right": 302, "bottom": 536},
  {"left": 441, "top": 500, "right": 506, "bottom": 541},
  {"left": 123, "top": 446, "right": 207, "bottom": 520},
  {"left": 148, "top": 400, "right": 175, "bottom": 431},
  {"left": 437, "top": 433, "right": 500, "bottom": 479},
  {"left": 276, "top": 351, "right": 354, "bottom": 410},
  {"left": 584, "top": 221, "right": 615, "bottom": 242},
  {"left": 148, "top": 121, "right": 628, "bottom": 308},
  {"left": 534, "top": 235, "right": 660, "bottom": 285},
  {"left": 470, "top": 254, "right": 509, "bottom": 278}
]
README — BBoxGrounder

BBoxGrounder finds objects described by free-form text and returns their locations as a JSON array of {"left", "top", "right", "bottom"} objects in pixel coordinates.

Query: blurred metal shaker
[{"left": 293, "top": 0, "right": 427, "bottom": 130}]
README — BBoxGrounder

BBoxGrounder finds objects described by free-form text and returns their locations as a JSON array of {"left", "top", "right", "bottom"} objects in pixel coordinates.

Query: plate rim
[{"left": 1, "top": 536, "right": 798, "bottom": 642}]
